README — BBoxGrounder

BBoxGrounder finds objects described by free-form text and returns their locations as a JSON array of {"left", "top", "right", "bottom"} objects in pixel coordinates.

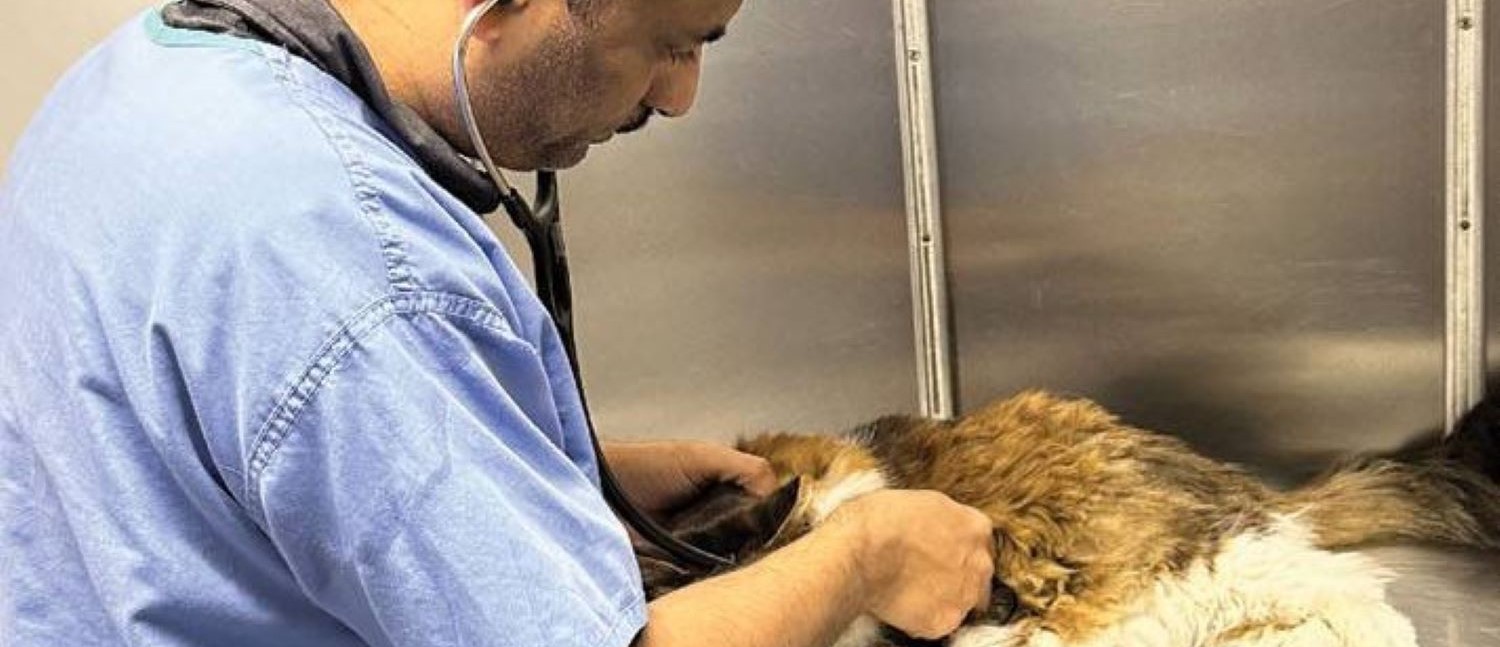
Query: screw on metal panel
[
  {"left": 1460, "top": 16, "right": 1474, "bottom": 30},
  {"left": 1461, "top": 220, "right": 1473, "bottom": 231},
  {"left": 908, "top": 49, "right": 922, "bottom": 62}
]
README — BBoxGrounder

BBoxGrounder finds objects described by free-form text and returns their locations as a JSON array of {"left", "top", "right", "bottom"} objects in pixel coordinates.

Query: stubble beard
[{"left": 473, "top": 18, "right": 598, "bottom": 171}]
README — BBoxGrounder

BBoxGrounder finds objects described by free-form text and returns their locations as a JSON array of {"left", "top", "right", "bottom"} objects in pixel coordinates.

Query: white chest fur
[{"left": 809, "top": 468, "right": 890, "bottom": 523}]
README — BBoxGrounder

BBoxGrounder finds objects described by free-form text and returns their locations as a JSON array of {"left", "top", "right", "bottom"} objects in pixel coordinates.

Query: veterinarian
[{"left": 0, "top": 0, "right": 997, "bottom": 645}]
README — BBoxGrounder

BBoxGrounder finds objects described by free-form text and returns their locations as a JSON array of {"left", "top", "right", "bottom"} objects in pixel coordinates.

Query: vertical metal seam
[
  {"left": 1446, "top": 0, "right": 1487, "bottom": 433},
  {"left": 892, "top": 0, "right": 955, "bottom": 419}
]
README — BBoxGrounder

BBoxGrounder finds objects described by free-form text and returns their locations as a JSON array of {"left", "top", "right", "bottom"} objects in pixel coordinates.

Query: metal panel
[
  {"left": 1446, "top": 0, "right": 1487, "bottom": 433},
  {"left": 1374, "top": 544, "right": 1500, "bottom": 647},
  {"left": 892, "top": 0, "right": 956, "bottom": 419},
  {"left": 1490, "top": 0, "right": 1500, "bottom": 397},
  {"left": 933, "top": 0, "right": 1446, "bottom": 473},
  {"left": 494, "top": 0, "right": 915, "bottom": 442}
]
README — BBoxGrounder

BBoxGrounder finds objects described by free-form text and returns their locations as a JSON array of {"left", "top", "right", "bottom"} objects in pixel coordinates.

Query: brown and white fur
[{"left": 638, "top": 391, "right": 1500, "bottom": 647}]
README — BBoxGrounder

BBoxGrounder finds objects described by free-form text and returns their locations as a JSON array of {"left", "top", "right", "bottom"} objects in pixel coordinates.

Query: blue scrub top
[{"left": 0, "top": 9, "right": 646, "bottom": 646}]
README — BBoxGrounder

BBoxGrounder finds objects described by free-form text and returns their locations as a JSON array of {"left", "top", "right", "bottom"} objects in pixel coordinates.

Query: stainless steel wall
[
  {"left": 931, "top": 0, "right": 1449, "bottom": 476},
  {"left": 1490, "top": 0, "right": 1500, "bottom": 394}
]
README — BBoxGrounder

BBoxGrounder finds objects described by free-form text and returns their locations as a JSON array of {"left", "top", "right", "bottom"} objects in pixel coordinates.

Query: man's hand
[
  {"left": 639, "top": 488, "right": 998, "bottom": 647},
  {"left": 602, "top": 440, "right": 779, "bottom": 519},
  {"left": 827, "top": 489, "right": 996, "bottom": 640}
]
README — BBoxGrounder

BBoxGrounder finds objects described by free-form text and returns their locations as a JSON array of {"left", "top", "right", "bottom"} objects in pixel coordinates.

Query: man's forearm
[{"left": 637, "top": 520, "right": 870, "bottom": 647}]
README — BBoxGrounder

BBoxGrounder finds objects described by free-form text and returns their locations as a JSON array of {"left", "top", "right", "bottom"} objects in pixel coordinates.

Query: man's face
[{"left": 466, "top": 0, "right": 744, "bottom": 171}]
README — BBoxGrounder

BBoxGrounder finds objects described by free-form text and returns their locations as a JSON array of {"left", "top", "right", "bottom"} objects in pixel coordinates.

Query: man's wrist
[
  {"left": 815, "top": 505, "right": 878, "bottom": 607},
  {"left": 643, "top": 508, "right": 875, "bottom": 647}
]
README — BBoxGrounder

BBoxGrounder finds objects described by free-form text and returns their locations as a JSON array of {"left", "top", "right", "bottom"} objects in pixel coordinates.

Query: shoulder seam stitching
[
  {"left": 259, "top": 47, "right": 421, "bottom": 292},
  {"left": 242, "top": 291, "right": 518, "bottom": 523}
]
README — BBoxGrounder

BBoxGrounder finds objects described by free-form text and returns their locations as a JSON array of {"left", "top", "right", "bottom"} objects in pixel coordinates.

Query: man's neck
[{"left": 327, "top": 0, "right": 457, "bottom": 146}]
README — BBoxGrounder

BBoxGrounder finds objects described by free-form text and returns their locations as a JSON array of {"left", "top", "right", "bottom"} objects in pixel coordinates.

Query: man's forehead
[{"left": 632, "top": 0, "right": 744, "bottom": 42}]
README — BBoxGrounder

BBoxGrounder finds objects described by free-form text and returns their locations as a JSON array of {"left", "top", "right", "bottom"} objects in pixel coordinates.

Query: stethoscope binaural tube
[{"left": 452, "top": 0, "right": 736, "bottom": 572}]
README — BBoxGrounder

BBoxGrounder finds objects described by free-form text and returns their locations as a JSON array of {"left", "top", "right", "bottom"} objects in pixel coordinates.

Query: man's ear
[{"left": 458, "top": 0, "right": 535, "bottom": 43}]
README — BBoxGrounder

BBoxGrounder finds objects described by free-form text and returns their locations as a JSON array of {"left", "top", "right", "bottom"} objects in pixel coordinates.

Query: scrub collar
[{"left": 162, "top": 0, "right": 503, "bottom": 214}]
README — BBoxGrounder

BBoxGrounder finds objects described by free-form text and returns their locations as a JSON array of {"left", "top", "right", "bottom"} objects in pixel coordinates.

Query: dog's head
[{"left": 636, "top": 475, "right": 810, "bottom": 599}]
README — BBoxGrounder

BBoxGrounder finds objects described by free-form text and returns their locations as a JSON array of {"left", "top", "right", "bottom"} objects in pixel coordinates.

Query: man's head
[{"left": 333, "top": 0, "right": 744, "bottom": 171}]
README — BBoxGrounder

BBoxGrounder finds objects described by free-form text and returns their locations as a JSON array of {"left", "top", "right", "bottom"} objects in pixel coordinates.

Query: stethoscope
[{"left": 453, "top": 0, "right": 736, "bottom": 572}]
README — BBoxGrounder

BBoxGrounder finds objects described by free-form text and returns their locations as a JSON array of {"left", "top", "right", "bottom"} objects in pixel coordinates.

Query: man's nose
[{"left": 644, "top": 58, "right": 701, "bottom": 118}]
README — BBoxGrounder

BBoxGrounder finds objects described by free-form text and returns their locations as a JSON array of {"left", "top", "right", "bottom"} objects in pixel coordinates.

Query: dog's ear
[
  {"left": 636, "top": 477, "right": 809, "bottom": 601},
  {"left": 664, "top": 476, "right": 807, "bottom": 562},
  {"left": 637, "top": 552, "right": 696, "bottom": 601},
  {"left": 757, "top": 475, "right": 806, "bottom": 548},
  {"left": 1450, "top": 397, "right": 1500, "bottom": 481}
]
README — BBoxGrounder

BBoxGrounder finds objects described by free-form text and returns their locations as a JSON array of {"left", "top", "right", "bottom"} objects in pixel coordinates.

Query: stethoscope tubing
[{"left": 452, "top": 0, "right": 736, "bottom": 572}]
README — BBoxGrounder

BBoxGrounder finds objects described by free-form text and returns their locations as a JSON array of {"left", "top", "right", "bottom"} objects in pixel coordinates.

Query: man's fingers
[
  {"left": 964, "top": 546, "right": 992, "bottom": 619},
  {"left": 973, "top": 568, "right": 992, "bottom": 617},
  {"left": 731, "top": 453, "right": 777, "bottom": 497},
  {"left": 677, "top": 441, "right": 778, "bottom": 497}
]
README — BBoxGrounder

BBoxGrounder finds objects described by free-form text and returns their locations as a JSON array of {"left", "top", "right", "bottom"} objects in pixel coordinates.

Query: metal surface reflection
[
  {"left": 933, "top": 0, "right": 1446, "bottom": 469},
  {"left": 1377, "top": 545, "right": 1500, "bottom": 646}
]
